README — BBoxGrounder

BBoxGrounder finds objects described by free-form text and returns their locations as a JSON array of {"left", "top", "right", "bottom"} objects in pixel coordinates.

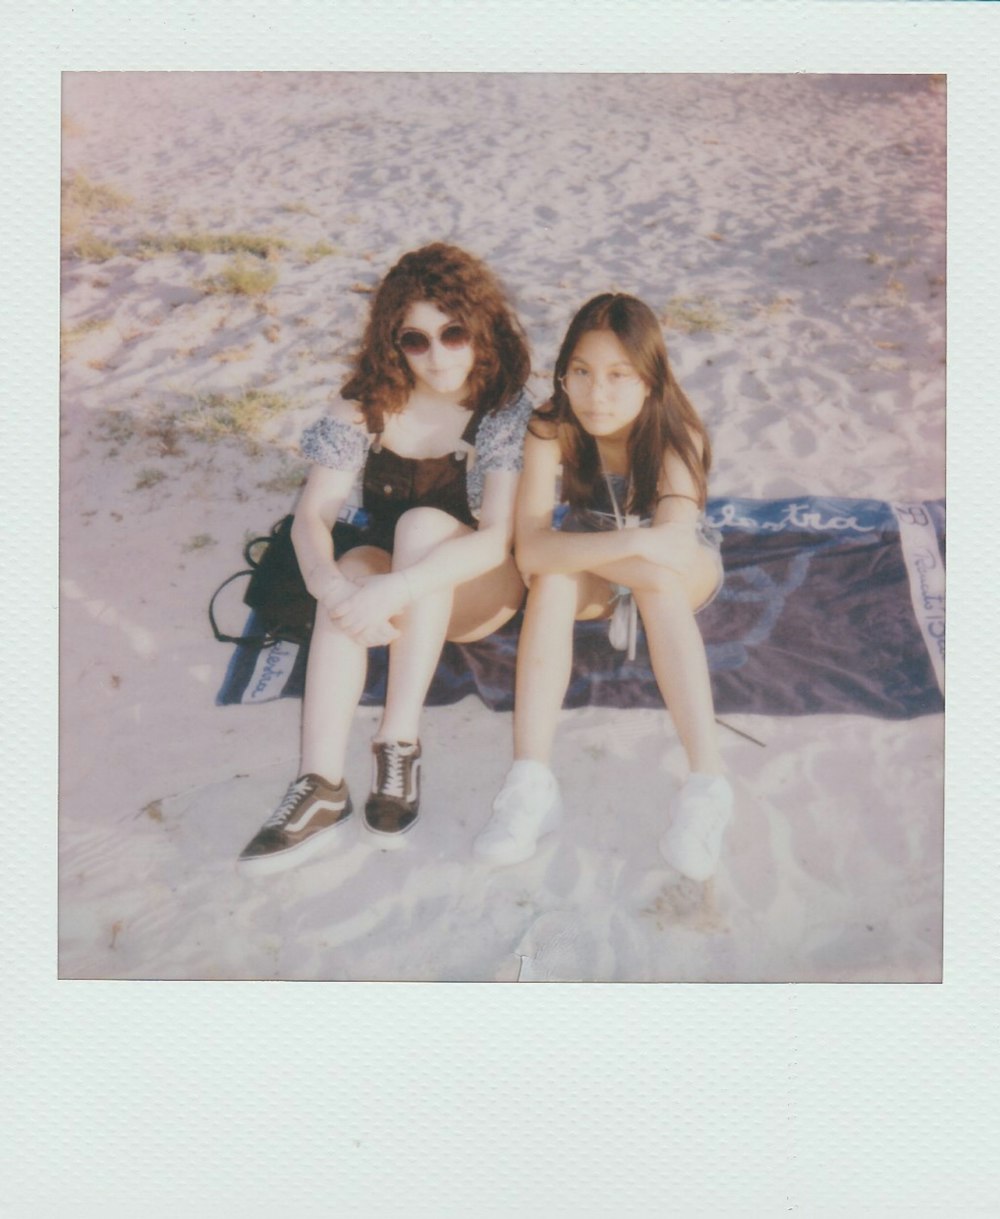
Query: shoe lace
[
  {"left": 377, "top": 744, "right": 408, "bottom": 798},
  {"left": 265, "top": 777, "right": 312, "bottom": 827}
]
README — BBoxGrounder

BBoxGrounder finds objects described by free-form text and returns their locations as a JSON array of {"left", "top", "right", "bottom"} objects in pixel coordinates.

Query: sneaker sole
[
  {"left": 236, "top": 813, "right": 353, "bottom": 878},
  {"left": 363, "top": 815, "right": 418, "bottom": 850},
  {"left": 658, "top": 810, "right": 732, "bottom": 883}
]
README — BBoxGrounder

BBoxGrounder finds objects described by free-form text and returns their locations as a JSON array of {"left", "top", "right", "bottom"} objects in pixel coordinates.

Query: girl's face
[
  {"left": 562, "top": 329, "right": 648, "bottom": 441},
  {"left": 397, "top": 300, "right": 475, "bottom": 401}
]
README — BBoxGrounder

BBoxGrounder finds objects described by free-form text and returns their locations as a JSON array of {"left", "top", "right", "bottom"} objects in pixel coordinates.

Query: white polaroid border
[{"left": 5, "top": 1, "right": 997, "bottom": 1214}]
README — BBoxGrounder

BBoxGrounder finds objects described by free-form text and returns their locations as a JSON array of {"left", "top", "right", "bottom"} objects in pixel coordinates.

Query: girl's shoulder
[
  {"left": 300, "top": 399, "right": 372, "bottom": 470},
  {"left": 475, "top": 388, "right": 535, "bottom": 471}
]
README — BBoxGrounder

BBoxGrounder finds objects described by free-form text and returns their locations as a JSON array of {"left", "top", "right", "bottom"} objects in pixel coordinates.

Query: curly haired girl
[{"left": 238, "top": 244, "right": 532, "bottom": 874}]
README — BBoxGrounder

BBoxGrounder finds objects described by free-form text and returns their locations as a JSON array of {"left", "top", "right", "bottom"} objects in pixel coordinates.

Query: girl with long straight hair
[{"left": 474, "top": 293, "right": 732, "bottom": 881}]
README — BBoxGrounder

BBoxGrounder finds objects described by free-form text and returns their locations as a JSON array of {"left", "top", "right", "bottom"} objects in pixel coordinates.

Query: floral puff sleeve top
[{"left": 300, "top": 388, "right": 534, "bottom": 520}]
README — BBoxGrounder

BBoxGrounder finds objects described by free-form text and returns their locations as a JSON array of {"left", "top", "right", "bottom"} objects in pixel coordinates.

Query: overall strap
[{"left": 460, "top": 408, "right": 481, "bottom": 445}]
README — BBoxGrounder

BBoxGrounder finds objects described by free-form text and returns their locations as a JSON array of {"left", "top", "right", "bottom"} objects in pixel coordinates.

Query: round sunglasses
[{"left": 396, "top": 323, "right": 471, "bottom": 356}]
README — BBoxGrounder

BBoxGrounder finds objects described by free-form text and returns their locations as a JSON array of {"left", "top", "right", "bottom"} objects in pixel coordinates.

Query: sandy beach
[{"left": 59, "top": 72, "right": 946, "bottom": 982}]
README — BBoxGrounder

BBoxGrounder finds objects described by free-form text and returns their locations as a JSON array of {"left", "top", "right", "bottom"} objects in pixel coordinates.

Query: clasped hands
[{"left": 314, "top": 569, "right": 413, "bottom": 647}]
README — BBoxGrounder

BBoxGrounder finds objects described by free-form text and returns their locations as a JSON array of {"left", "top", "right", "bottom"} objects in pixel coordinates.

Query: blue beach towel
[{"left": 215, "top": 497, "right": 945, "bottom": 721}]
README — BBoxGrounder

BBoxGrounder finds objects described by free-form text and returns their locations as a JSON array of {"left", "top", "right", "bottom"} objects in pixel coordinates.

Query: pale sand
[{"left": 59, "top": 72, "right": 945, "bottom": 980}]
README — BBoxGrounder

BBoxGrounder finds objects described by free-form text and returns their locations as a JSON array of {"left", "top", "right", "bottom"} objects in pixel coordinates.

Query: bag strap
[
  {"left": 208, "top": 569, "right": 278, "bottom": 647},
  {"left": 242, "top": 533, "right": 274, "bottom": 568}
]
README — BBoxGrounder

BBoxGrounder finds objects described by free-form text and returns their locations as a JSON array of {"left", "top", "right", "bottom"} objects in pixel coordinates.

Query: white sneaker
[
  {"left": 474, "top": 761, "right": 563, "bottom": 866},
  {"left": 659, "top": 773, "right": 734, "bottom": 882}
]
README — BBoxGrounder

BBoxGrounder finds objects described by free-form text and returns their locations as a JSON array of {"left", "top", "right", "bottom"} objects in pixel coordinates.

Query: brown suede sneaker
[
  {"left": 237, "top": 773, "right": 353, "bottom": 877},
  {"left": 364, "top": 740, "right": 421, "bottom": 845}
]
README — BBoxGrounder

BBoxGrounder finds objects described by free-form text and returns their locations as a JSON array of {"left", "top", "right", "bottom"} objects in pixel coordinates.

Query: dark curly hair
[
  {"left": 341, "top": 243, "right": 530, "bottom": 432},
  {"left": 533, "top": 293, "right": 711, "bottom": 515}
]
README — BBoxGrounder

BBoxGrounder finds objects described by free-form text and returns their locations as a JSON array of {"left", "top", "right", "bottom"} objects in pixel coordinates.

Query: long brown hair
[
  {"left": 341, "top": 243, "right": 530, "bottom": 431},
  {"left": 534, "top": 293, "right": 711, "bottom": 514}
]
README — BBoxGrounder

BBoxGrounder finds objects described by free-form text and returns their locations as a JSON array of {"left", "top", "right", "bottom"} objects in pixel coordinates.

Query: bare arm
[
  {"left": 514, "top": 431, "right": 648, "bottom": 578},
  {"left": 632, "top": 435, "right": 708, "bottom": 576},
  {"left": 328, "top": 468, "right": 521, "bottom": 637},
  {"left": 290, "top": 463, "right": 360, "bottom": 604}
]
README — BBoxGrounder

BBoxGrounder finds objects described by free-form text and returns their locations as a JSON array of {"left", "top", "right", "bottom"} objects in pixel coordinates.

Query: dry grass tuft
[
  {"left": 133, "top": 467, "right": 167, "bottom": 491},
  {"left": 661, "top": 296, "right": 727, "bottom": 335},
  {"left": 60, "top": 316, "right": 112, "bottom": 359},
  {"left": 301, "top": 241, "right": 340, "bottom": 264},
  {"left": 62, "top": 171, "right": 132, "bottom": 217},
  {"left": 213, "top": 343, "right": 255, "bottom": 364},
  {"left": 198, "top": 255, "right": 278, "bottom": 298},
  {"left": 137, "top": 231, "right": 288, "bottom": 260},
  {"left": 177, "top": 389, "right": 294, "bottom": 443},
  {"left": 182, "top": 533, "right": 216, "bottom": 552},
  {"left": 61, "top": 172, "right": 131, "bottom": 261},
  {"left": 95, "top": 409, "right": 185, "bottom": 458},
  {"left": 258, "top": 463, "right": 309, "bottom": 494}
]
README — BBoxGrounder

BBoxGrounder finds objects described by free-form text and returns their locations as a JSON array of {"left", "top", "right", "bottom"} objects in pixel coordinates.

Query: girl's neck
[
  {"left": 595, "top": 436, "right": 630, "bottom": 478},
  {"left": 405, "top": 385, "right": 473, "bottom": 413}
]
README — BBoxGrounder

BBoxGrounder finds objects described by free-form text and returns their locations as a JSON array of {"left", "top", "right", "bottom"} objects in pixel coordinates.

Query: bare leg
[
  {"left": 512, "top": 570, "right": 609, "bottom": 764},
  {"left": 377, "top": 508, "right": 524, "bottom": 743},
  {"left": 591, "top": 551, "right": 723, "bottom": 775},
  {"left": 474, "top": 570, "right": 607, "bottom": 865},
  {"left": 634, "top": 575, "right": 723, "bottom": 775},
  {"left": 593, "top": 552, "right": 732, "bottom": 880},
  {"left": 299, "top": 546, "right": 390, "bottom": 783}
]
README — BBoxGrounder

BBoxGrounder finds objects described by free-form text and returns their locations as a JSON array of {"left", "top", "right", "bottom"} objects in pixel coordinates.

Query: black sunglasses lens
[
  {"left": 398, "top": 330, "right": 430, "bottom": 355},
  {"left": 440, "top": 324, "right": 470, "bottom": 348}
]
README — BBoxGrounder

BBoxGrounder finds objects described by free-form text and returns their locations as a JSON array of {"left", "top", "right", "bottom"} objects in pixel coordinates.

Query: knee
[
  {"left": 631, "top": 563, "right": 687, "bottom": 601},
  {"left": 392, "top": 507, "right": 463, "bottom": 560},
  {"left": 337, "top": 545, "right": 391, "bottom": 581},
  {"left": 527, "top": 571, "right": 580, "bottom": 611}
]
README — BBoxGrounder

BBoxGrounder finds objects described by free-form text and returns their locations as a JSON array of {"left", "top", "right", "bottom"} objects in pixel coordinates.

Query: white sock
[
  {"left": 507, "top": 759, "right": 555, "bottom": 784},
  {"left": 683, "top": 772, "right": 732, "bottom": 797}
]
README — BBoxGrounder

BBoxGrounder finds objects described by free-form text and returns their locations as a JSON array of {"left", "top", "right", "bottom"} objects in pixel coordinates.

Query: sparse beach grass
[
  {"left": 176, "top": 388, "right": 295, "bottom": 444},
  {"left": 197, "top": 254, "right": 279, "bottom": 298},
  {"left": 95, "top": 390, "right": 292, "bottom": 458},
  {"left": 61, "top": 171, "right": 132, "bottom": 262},
  {"left": 137, "top": 231, "right": 289, "bottom": 260},
  {"left": 62, "top": 171, "right": 132, "bottom": 218},
  {"left": 60, "top": 316, "right": 112, "bottom": 359},
  {"left": 755, "top": 296, "right": 793, "bottom": 319},
  {"left": 66, "top": 233, "right": 119, "bottom": 262},
  {"left": 300, "top": 241, "right": 340, "bottom": 263},
  {"left": 257, "top": 461, "right": 309, "bottom": 493},
  {"left": 182, "top": 533, "right": 216, "bottom": 551},
  {"left": 133, "top": 467, "right": 167, "bottom": 491},
  {"left": 661, "top": 295, "right": 727, "bottom": 334}
]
